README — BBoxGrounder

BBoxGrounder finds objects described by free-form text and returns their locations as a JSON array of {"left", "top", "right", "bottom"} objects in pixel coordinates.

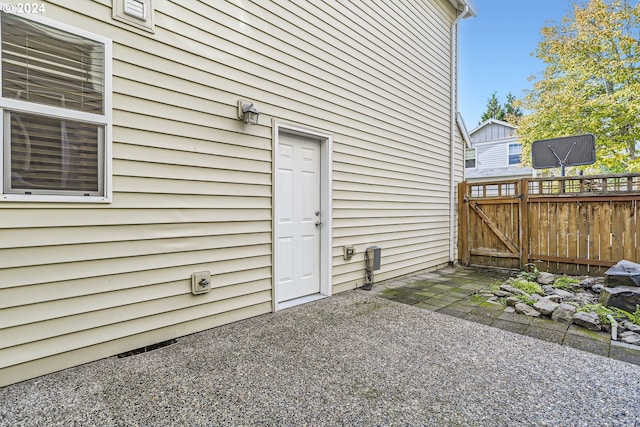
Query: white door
[{"left": 275, "top": 132, "right": 321, "bottom": 303}]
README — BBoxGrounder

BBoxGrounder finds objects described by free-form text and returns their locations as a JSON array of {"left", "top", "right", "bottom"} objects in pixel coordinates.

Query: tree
[
  {"left": 479, "top": 92, "right": 523, "bottom": 123},
  {"left": 517, "top": 0, "right": 640, "bottom": 173},
  {"left": 480, "top": 91, "right": 505, "bottom": 122},
  {"left": 504, "top": 92, "right": 523, "bottom": 124}
]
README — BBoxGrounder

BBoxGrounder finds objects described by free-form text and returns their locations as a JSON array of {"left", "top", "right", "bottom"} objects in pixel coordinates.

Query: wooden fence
[{"left": 458, "top": 173, "right": 640, "bottom": 275}]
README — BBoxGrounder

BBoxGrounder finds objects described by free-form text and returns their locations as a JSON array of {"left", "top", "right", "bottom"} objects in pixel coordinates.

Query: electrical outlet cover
[{"left": 343, "top": 245, "right": 355, "bottom": 260}]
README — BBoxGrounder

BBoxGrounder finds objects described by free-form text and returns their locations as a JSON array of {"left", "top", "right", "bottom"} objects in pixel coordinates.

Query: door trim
[{"left": 272, "top": 120, "right": 332, "bottom": 311}]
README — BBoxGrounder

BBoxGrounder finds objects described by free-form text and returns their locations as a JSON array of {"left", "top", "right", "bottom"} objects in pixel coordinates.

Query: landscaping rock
[
  {"left": 500, "top": 284, "right": 529, "bottom": 296},
  {"left": 604, "top": 259, "right": 640, "bottom": 287},
  {"left": 531, "top": 293, "right": 542, "bottom": 302},
  {"left": 619, "top": 331, "right": 640, "bottom": 346},
  {"left": 553, "top": 289, "right": 574, "bottom": 299},
  {"left": 537, "top": 272, "right": 556, "bottom": 285},
  {"left": 505, "top": 297, "right": 520, "bottom": 307},
  {"left": 551, "top": 303, "right": 576, "bottom": 324},
  {"left": 567, "top": 292, "right": 597, "bottom": 306},
  {"left": 493, "top": 290, "right": 512, "bottom": 297},
  {"left": 542, "top": 285, "right": 555, "bottom": 295},
  {"left": 621, "top": 321, "right": 640, "bottom": 333},
  {"left": 533, "top": 298, "right": 559, "bottom": 316},
  {"left": 591, "top": 284, "right": 604, "bottom": 294},
  {"left": 546, "top": 294, "right": 562, "bottom": 303},
  {"left": 580, "top": 277, "right": 604, "bottom": 289},
  {"left": 606, "top": 275, "right": 640, "bottom": 288},
  {"left": 515, "top": 303, "right": 541, "bottom": 317},
  {"left": 598, "top": 286, "right": 640, "bottom": 313},
  {"left": 572, "top": 311, "right": 602, "bottom": 331}
]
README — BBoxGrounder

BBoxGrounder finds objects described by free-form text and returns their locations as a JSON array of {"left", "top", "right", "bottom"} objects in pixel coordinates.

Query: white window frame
[
  {"left": 508, "top": 143, "right": 522, "bottom": 166},
  {"left": 0, "top": 12, "right": 112, "bottom": 203},
  {"left": 465, "top": 147, "right": 477, "bottom": 169}
]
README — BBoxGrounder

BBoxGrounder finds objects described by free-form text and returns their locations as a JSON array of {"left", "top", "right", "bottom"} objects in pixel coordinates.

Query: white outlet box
[{"left": 191, "top": 271, "right": 211, "bottom": 295}]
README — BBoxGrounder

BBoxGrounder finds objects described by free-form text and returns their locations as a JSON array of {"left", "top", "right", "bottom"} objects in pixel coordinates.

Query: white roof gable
[{"left": 469, "top": 118, "right": 516, "bottom": 135}]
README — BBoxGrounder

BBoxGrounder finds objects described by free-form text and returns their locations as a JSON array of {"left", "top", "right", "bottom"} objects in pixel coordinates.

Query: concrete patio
[
  {"left": 374, "top": 267, "right": 640, "bottom": 365},
  {"left": 1, "top": 268, "right": 639, "bottom": 426}
]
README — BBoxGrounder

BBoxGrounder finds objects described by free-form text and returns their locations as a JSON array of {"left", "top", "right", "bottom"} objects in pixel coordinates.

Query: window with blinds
[
  {"left": 508, "top": 143, "right": 522, "bottom": 166},
  {"left": 1, "top": 12, "right": 110, "bottom": 199},
  {"left": 465, "top": 148, "right": 476, "bottom": 169}
]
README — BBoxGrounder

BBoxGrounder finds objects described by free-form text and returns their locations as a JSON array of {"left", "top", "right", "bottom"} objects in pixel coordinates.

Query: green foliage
[
  {"left": 518, "top": 263, "right": 540, "bottom": 282},
  {"left": 504, "top": 93, "right": 523, "bottom": 123},
  {"left": 553, "top": 276, "right": 581, "bottom": 290},
  {"left": 481, "top": 92, "right": 504, "bottom": 122},
  {"left": 489, "top": 280, "right": 505, "bottom": 292},
  {"left": 578, "top": 303, "right": 639, "bottom": 325},
  {"left": 480, "top": 91, "right": 523, "bottom": 123},
  {"left": 508, "top": 278, "right": 544, "bottom": 295},
  {"left": 515, "top": 294, "right": 536, "bottom": 306},
  {"left": 578, "top": 304, "right": 614, "bottom": 324},
  {"left": 518, "top": 0, "right": 640, "bottom": 173}
]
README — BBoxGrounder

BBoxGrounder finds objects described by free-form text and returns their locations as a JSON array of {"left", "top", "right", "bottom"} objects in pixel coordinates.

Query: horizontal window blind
[
  {"left": 1, "top": 12, "right": 108, "bottom": 198},
  {"left": 1, "top": 12, "right": 104, "bottom": 113},
  {"left": 9, "top": 111, "right": 101, "bottom": 193}
]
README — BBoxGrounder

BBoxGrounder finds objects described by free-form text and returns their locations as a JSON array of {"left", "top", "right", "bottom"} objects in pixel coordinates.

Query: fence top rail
[
  {"left": 528, "top": 173, "right": 640, "bottom": 197},
  {"left": 464, "top": 173, "right": 640, "bottom": 199}
]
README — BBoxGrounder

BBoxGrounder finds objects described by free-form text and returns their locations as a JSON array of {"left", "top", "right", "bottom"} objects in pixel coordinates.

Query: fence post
[
  {"left": 519, "top": 178, "right": 529, "bottom": 269},
  {"left": 458, "top": 181, "right": 469, "bottom": 266}
]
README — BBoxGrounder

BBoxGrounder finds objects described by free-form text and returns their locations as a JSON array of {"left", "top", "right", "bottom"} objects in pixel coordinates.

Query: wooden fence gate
[{"left": 458, "top": 173, "right": 640, "bottom": 275}]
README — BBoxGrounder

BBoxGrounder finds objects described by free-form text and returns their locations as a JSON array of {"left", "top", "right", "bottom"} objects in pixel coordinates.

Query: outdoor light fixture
[{"left": 237, "top": 100, "right": 260, "bottom": 125}]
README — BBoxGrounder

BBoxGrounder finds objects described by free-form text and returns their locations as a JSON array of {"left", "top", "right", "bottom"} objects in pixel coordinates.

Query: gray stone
[
  {"left": 580, "top": 277, "right": 604, "bottom": 289},
  {"left": 500, "top": 284, "right": 529, "bottom": 296},
  {"left": 553, "top": 289, "right": 574, "bottom": 299},
  {"left": 598, "top": 286, "right": 640, "bottom": 313},
  {"left": 591, "top": 284, "right": 604, "bottom": 294},
  {"left": 530, "top": 293, "right": 542, "bottom": 302},
  {"left": 515, "top": 303, "right": 541, "bottom": 317},
  {"left": 546, "top": 294, "right": 562, "bottom": 303},
  {"left": 605, "top": 275, "right": 640, "bottom": 288},
  {"left": 551, "top": 303, "right": 576, "bottom": 323},
  {"left": 504, "top": 306, "right": 516, "bottom": 313},
  {"left": 604, "top": 260, "right": 640, "bottom": 287},
  {"left": 533, "top": 299, "right": 559, "bottom": 316},
  {"left": 542, "top": 285, "right": 555, "bottom": 295},
  {"left": 621, "top": 321, "right": 640, "bottom": 333},
  {"left": 505, "top": 297, "right": 520, "bottom": 307},
  {"left": 537, "top": 272, "right": 556, "bottom": 285},
  {"left": 572, "top": 311, "right": 602, "bottom": 331},
  {"left": 494, "top": 290, "right": 512, "bottom": 297},
  {"left": 619, "top": 331, "right": 640, "bottom": 346},
  {"left": 567, "top": 292, "right": 597, "bottom": 306}
]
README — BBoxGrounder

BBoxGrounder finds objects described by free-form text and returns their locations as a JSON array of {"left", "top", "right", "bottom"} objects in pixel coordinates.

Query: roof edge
[
  {"left": 469, "top": 118, "right": 516, "bottom": 134},
  {"left": 449, "top": 0, "right": 477, "bottom": 18}
]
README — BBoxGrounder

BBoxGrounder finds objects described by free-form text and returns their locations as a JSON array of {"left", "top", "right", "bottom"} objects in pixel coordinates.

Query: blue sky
[{"left": 458, "top": 0, "right": 576, "bottom": 129}]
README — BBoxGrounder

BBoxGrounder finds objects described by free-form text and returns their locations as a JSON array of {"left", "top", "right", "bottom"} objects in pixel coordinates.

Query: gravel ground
[{"left": 1, "top": 290, "right": 639, "bottom": 426}]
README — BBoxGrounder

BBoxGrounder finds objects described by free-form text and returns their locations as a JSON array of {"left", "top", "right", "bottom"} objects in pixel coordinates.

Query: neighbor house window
[
  {"left": 465, "top": 148, "right": 476, "bottom": 168},
  {"left": 1, "top": 12, "right": 112, "bottom": 201},
  {"left": 508, "top": 143, "right": 522, "bottom": 165}
]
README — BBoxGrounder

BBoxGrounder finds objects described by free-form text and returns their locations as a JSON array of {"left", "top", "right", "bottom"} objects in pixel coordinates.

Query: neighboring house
[
  {"left": 0, "top": 0, "right": 475, "bottom": 386},
  {"left": 463, "top": 118, "right": 536, "bottom": 182}
]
